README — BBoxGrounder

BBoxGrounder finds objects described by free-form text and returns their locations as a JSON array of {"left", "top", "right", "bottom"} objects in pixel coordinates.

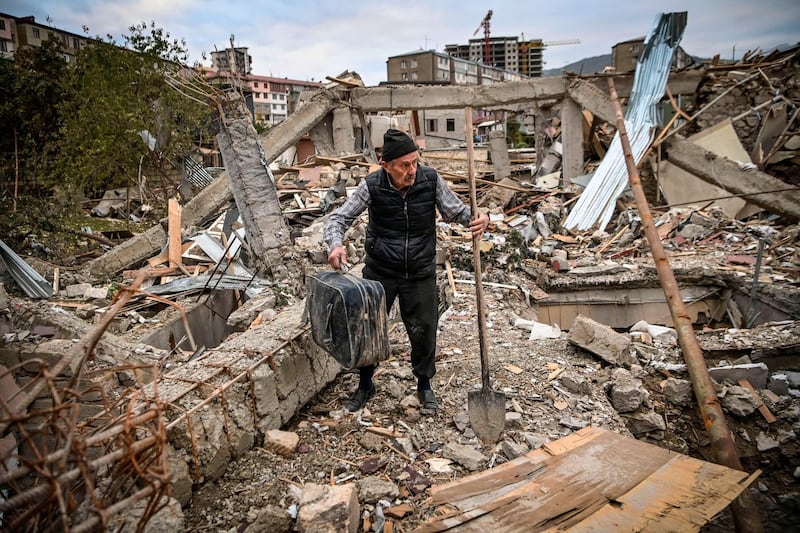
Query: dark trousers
[{"left": 362, "top": 266, "right": 437, "bottom": 381}]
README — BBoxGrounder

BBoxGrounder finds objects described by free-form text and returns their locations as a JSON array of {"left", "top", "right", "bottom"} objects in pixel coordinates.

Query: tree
[
  {"left": 52, "top": 22, "right": 214, "bottom": 203},
  {"left": 0, "top": 36, "right": 69, "bottom": 200},
  {"left": 505, "top": 115, "right": 530, "bottom": 149}
]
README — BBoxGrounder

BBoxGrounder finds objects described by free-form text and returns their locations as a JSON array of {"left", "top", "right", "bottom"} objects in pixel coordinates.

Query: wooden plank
[
  {"left": 568, "top": 456, "right": 760, "bottom": 532},
  {"left": 168, "top": 198, "right": 183, "bottom": 268},
  {"left": 123, "top": 265, "right": 208, "bottom": 279},
  {"left": 148, "top": 241, "right": 192, "bottom": 268},
  {"left": 738, "top": 379, "right": 777, "bottom": 423},
  {"left": 416, "top": 428, "right": 755, "bottom": 532}
]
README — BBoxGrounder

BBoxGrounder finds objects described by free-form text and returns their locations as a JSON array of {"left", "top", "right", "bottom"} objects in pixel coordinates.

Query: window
[
  {"left": 427, "top": 119, "right": 438, "bottom": 132},
  {"left": 0, "top": 41, "right": 7, "bottom": 52},
  {"left": 278, "top": 94, "right": 285, "bottom": 100},
  {"left": 446, "top": 118, "right": 455, "bottom": 132},
  {"left": 411, "top": 71, "right": 418, "bottom": 80},
  {"left": 401, "top": 72, "right": 407, "bottom": 81},
  {"left": 253, "top": 82, "right": 259, "bottom": 88},
  {"left": 32, "top": 27, "right": 40, "bottom": 39},
  {"left": 73, "top": 37, "right": 79, "bottom": 48},
  {"left": 411, "top": 59, "right": 417, "bottom": 68},
  {"left": 400, "top": 60, "right": 407, "bottom": 69},
  {"left": 0, "top": 21, "right": 5, "bottom": 31}
]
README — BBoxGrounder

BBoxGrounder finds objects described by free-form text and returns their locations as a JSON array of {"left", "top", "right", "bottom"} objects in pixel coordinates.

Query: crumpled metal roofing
[
  {"left": 0, "top": 239, "right": 53, "bottom": 299},
  {"left": 564, "top": 12, "right": 687, "bottom": 232}
]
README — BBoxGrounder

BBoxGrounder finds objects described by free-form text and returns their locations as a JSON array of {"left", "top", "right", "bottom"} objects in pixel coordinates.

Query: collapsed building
[{"left": 1, "top": 14, "right": 799, "bottom": 533}]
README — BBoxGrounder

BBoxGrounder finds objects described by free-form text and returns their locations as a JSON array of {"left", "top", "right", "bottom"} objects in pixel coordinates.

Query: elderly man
[{"left": 323, "top": 128, "right": 489, "bottom": 413}]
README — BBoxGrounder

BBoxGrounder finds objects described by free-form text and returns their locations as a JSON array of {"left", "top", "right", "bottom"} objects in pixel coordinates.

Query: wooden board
[
  {"left": 415, "top": 427, "right": 758, "bottom": 532},
  {"left": 168, "top": 198, "right": 183, "bottom": 268}
]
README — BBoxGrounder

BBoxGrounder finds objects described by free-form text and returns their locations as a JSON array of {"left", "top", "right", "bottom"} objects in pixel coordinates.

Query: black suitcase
[{"left": 306, "top": 271, "right": 389, "bottom": 370}]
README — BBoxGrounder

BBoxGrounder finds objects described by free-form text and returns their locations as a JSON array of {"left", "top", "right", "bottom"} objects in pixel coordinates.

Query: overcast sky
[{"left": 6, "top": 0, "right": 800, "bottom": 86}]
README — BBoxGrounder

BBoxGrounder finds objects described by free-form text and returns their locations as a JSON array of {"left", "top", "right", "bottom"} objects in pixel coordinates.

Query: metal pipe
[{"left": 607, "top": 75, "right": 763, "bottom": 533}]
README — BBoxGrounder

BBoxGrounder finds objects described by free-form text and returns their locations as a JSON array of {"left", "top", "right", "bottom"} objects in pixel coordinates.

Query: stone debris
[
  {"left": 568, "top": 314, "right": 633, "bottom": 366},
  {"left": 1, "top": 43, "right": 799, "bottom": 533},
  {"left": 296, "top": 483, "right": 359, "bottom": 533},
  {"left": 442, "top": 441, "right": 488, "bottom": 471},
  {"left": 262, "top": 429, "right": 300, "bottom": 457}
]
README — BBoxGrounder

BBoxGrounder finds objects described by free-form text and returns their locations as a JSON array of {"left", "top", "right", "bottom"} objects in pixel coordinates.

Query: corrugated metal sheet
[
  {"left": 564, "top": 12, "right": 687, "bottom": 231},
  {"left": 0, "top": 239, "right": 53, "bottom": 299}
]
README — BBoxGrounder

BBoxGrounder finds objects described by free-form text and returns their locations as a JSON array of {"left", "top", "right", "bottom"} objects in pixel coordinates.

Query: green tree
[
  {"left": 52, "top": 22, "right": 214, "bottom": 203},
  {"left": 0, "top": 36, "right": 69, "bottom": 198},
  {"left": 506, "top": 115, "right": 529, "bottom": 149}
]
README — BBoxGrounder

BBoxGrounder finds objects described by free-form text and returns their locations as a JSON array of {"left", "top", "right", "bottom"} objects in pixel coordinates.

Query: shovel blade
[{"left": 467, "top": 388, "right": 506, "bottom": 444}]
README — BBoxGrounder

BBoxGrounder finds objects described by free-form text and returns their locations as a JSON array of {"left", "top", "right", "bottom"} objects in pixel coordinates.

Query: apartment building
[
  {"left": 445, "top": 36, "right": 546, "bottom": 77},
  {"left": 209, "top": 47, "right": 252, "bottom": 75},
  {"left": 0, "top": 14, "right": 16, "bottom": 59},
  {"left": 612, "top": 36, "right": 692, "bottom": 73},
  {"left": 1, "top": 14, "right": 90, "bottom": 63},
  {"left": 205, "top": 69, "right": 322, "bottom": 126},
  {"left": 386, "top": 49, "right": 523, "bottom": 86},
  {"left": 385, "top": 50, "right": 523, "bottom": 147}
]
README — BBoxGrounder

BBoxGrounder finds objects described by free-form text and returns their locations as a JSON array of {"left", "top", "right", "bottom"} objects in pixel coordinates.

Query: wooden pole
[{"left": 606, "top": 76, "right": 762, "bottom": 533}]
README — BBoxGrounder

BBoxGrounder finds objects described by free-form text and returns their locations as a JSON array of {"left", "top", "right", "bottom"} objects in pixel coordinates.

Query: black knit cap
[{"left": 381, "top": 129, "right": 418, "bottom": 162}]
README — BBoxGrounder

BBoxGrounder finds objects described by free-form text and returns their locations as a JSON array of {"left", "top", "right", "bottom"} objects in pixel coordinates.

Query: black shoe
[
  {"left": 346, "top": 386, "right": 375, "bottom": 412},
  {"left": 417, "top": 389, "right": 438, "bottom": 412}
]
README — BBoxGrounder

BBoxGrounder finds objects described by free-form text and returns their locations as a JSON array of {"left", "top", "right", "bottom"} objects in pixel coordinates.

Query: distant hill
[
  {"left": 543, "top": 54, "right": 611, "bottom": 77},
  {"left": 542, "top": 41, "right": 799, "bottom": 77}
]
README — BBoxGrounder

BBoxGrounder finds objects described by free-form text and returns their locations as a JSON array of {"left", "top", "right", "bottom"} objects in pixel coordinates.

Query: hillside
[{"left": 543, "top": 53, "right": 611, "bottom": 76}]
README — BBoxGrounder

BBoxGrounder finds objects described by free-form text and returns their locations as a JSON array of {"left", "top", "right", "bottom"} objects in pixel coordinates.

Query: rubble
[{"left": 1, "top": 37, "right": 799, "bottom": 533}]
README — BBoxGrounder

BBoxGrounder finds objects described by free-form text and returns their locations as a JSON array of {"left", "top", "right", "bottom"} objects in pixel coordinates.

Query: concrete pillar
[
  {"left": 561, "top": 96, "right": 585, "bottom": 184},
  {"left": 332, "top": 106, "right": 356, "bottom": 155}
]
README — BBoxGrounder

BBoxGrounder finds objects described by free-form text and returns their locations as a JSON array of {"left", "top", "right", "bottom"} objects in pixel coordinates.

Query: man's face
[{"left": 382, "top": 151, "right": 418, "bottom": 192}]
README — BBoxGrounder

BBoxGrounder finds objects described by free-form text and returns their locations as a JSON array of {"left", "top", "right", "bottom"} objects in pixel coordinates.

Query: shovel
[{"left": 464, "top": 107, "right": 506, "bottom": 445}]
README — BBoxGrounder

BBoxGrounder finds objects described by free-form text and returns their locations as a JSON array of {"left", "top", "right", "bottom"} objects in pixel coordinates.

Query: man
[{"left": 323, "top": 128, "right": 490, "bottom": 413}]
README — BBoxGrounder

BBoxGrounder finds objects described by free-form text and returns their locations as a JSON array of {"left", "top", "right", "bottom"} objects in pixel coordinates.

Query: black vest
[{"left": 364, "top": 165, "right": 438, "bottom": 279}]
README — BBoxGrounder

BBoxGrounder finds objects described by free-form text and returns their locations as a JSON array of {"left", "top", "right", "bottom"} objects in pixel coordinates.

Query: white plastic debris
[{"left": 513, "top": 318, "right": 562, "bottom": 340}]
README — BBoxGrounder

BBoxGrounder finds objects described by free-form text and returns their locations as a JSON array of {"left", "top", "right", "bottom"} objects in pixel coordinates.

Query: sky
[{"left": 5, "top": 0, "right": 800, "bottom": 86}]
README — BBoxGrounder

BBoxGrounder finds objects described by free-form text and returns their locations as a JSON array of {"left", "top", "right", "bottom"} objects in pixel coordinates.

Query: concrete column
[
  {"left": 332, "top": 106, "right": 356, "bottom": 155},
  {"left": 561, "top": 96, "right": 585, "bottom": 183}
]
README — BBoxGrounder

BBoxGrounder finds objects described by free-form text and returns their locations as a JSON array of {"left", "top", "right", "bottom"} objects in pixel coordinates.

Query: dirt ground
[{"left": 178, "top": 253, "right": 800, "bottom": 532}]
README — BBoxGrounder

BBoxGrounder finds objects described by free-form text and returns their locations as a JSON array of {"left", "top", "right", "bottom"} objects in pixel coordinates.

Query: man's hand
[
  {"left": 328, "top": 246, "right": 349, "bottom": 270},
  {"left": 469, "top": 212, "right": 490, "bottom": 238}
]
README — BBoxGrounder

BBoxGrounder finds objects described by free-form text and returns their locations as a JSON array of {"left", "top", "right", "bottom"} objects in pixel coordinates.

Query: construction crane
[
  {"left": 544, "top": 39, "right": 581, "bottom": 47},
  {"left": 473, "top": 10, "right": 493, "bottom": 64}
]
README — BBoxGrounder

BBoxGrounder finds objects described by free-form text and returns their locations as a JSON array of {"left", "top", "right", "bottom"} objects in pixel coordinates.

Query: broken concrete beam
[
  {"left": 350, "top": 77, "right": 567, "bottom": 112},
  {"left": 217, "top": 96, "right": 303, "bottom": 288},
  {"left": 297, "top": 483, "right": 359, "bottom": 533},
  {"left": 708, "top": 363, "right": 769, "bottom": 389},
  {"left": 568, "top": 314, "right": 633, "bottom": 366},
  {"left": 566, "top": 79, "right": 615, "bottom": 124},
  {"left": 86, "top": 173, "right": 232, "bottom": 279},
  {"left": 664, "top": 135, "right": 800, "bottom": 220}
]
